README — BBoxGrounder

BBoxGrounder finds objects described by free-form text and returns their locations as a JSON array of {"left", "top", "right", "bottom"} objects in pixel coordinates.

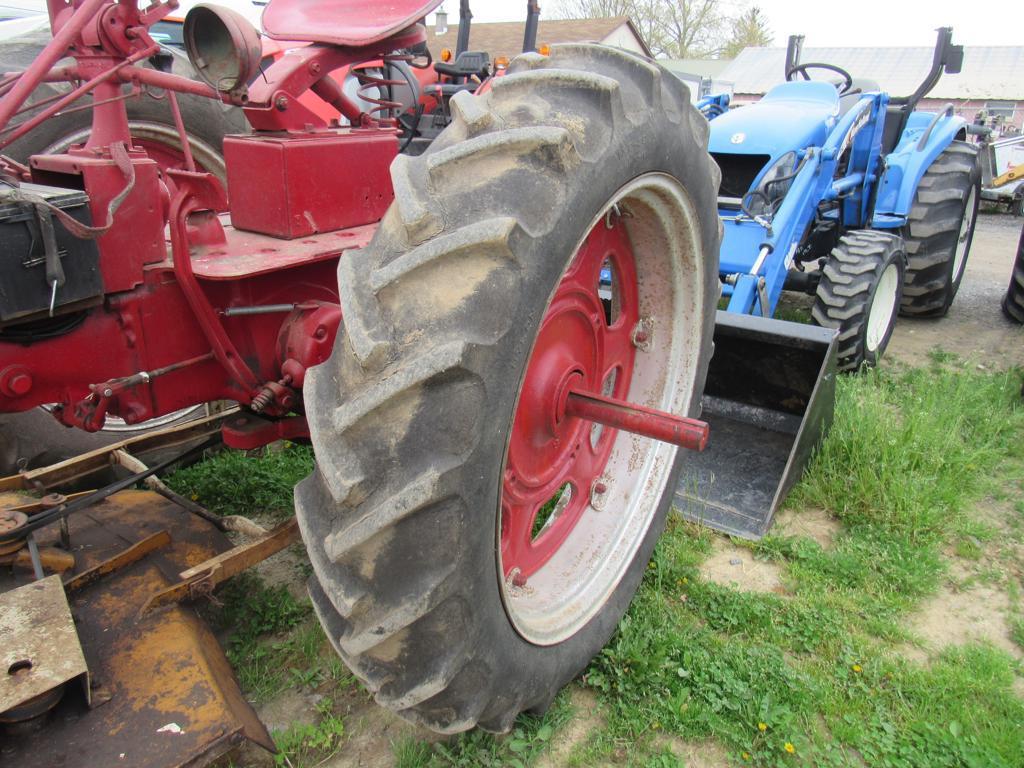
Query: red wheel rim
[{"left": 501, "top": 217, "right": 640, "bottom": 580}]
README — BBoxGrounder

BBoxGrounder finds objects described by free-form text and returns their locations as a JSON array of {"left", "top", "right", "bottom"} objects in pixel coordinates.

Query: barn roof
[{"left": 719, "top": 45, "right": 1024, "bottom": 100}]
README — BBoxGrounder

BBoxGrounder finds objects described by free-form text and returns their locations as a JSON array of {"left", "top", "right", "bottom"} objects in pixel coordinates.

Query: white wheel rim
[
  {"left": 866, "top": 262, "right": 899, "bottom": 353},
  {"left": 952, "top": 185, "right": 976, "bottom": 283},
  {"left": 38, "top": 404, "right": 207, "bottom": 433},
  {"left": 498, "top": 173, "right": 706, "bottom": 645}
]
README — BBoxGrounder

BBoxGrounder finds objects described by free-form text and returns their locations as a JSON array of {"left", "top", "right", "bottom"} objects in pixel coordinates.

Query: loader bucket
[{"left": 675, "top": 311, "right": 838, "bottom": 538}]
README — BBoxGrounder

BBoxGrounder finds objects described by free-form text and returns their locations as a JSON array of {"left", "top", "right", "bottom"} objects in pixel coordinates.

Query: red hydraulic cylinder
[{"left": 565, "top": 390, "right": 709, "bottom": 452}]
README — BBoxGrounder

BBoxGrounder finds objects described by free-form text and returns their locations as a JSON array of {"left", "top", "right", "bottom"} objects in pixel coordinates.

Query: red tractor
[{"left": 0, "top": 0, "right": 720, "bottom": 732}]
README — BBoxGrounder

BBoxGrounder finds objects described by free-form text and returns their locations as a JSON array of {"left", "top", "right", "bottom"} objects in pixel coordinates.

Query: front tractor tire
[
  {"left": 812, "top": 230, "right": 906, "bottom": 371},
  {"left": 900, "top": 140, "right": 980, "bottom": 317},
  {"left": 296, "top": 44, "right": 720, "bottom": 733}
]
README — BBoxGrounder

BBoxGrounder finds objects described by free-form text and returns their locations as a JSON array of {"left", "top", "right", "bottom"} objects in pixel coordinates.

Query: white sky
[{"left": 430, "top": 1, "right": 1023, "bottom": 48}]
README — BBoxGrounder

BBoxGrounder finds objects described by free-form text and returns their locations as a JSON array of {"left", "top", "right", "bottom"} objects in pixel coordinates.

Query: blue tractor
[
  {"left": 678, "top": 29, "right": 980, "bottom": 537},
  {"left": 714, "top": 28, "right": 979, "bottom": 367}
]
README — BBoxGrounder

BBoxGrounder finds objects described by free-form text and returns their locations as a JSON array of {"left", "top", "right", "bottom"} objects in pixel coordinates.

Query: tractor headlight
[
  {"left": 183, "top": 4, "right": 263, "bottom": 100},
  {"left": 745, "top": 151, "right": 800, "bottom": 216}
]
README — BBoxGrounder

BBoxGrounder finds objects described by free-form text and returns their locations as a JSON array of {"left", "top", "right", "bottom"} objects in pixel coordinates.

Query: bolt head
[
  {"left": 7, "top": 373, "right": 31, "bottom": 396},
  {"left": 0, "top": 367, "right": 32, "bottom": 398}
]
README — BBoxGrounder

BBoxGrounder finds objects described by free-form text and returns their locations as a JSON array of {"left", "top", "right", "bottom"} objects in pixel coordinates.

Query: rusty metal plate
[
  {"left": 0, "top": 489, "right": 274, "bottom": 766},
  {"left": 0, "top": 575, "right": 89, "bottom": 717}
]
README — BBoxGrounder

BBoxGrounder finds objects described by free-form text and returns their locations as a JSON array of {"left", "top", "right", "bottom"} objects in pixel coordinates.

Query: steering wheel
[{"left": 785, "top": 62, "right": 854, "bottom": 94}]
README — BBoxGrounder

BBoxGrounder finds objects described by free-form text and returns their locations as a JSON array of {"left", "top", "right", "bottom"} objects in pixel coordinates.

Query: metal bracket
[
  {"left": 0, "top": 576, "right": 90, "bottom": 720},
  {"left": 139, "top": 517, "right": 300, "bottom": 618}
]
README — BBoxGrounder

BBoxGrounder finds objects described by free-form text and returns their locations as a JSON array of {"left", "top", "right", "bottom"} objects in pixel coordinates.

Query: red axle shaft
[{"left": 565, "top": 390, "right": 709, "bottom": 452}]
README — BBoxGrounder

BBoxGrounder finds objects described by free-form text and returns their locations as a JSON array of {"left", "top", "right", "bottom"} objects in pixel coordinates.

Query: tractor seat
[
  {"left": 837, "top": 78, "right": 881, "bottom": 117},
  {"left": 262, "top": 0, "right": 442, "bottom": 47}
]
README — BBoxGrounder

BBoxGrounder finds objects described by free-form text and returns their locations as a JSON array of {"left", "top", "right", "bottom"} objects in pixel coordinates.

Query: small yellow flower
[
  {"left": 852, "top": 664, "right": 862, "bottom": 673},
  {"left": 190, "top": 493, "right": 199, "bottom": 501},
  {"left": 652, "top": 722, "right": 661, "bottom": 730},
  {"left": 741, "top": 752, "right": 751, "bottom": 761},
  {"left": 785, "top": 742, "right": 795, "bottom": 754},
  {"left": 758, "top": 722, "right": 767, "bottom": 732}
]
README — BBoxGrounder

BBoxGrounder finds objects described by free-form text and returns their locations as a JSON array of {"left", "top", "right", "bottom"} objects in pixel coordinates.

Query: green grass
[
  {"left": 394, "top": 694, "right": 573, "bottom": 768},
  {"left": 166, "top": 442, "right": 314, "bottom": 518},
  {"left": 392, "top": 360, "right": 1024, "bottom": 767},
  {"left": 571, "top": 361, "right": 1024, "bottom": 766},
  {"left": 272, "top": 697, "right": 347, "bottom": 768},
  {"left": 199, "top": 360, "right": 1024, "bottom": 767}
]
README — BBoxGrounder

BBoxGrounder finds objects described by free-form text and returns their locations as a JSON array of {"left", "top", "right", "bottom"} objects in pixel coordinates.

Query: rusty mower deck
[{"left": 0, "top": 417, "right": 300, "bottom": 768}]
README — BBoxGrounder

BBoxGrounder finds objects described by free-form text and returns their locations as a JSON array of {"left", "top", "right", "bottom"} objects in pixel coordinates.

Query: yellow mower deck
[{"left": 0, "top": 420, "right": 278, "bottom": 767}]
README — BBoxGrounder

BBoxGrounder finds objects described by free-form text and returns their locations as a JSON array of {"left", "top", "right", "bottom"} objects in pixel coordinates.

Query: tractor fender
[{"left": 872, "top": 109, "right": 968, "bottom": 225}]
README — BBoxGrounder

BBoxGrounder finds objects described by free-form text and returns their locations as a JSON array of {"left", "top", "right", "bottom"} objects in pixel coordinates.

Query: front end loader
[{"left": 679, "top": 28, "right": 980, "bottom": 538}]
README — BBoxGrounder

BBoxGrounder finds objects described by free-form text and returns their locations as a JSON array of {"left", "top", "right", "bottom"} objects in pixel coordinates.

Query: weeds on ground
[
  {"left": 202, "top": 359, "right": 1023, "bottom": 767},
  {"left": 272, "top": 697, "right": 347, "bottom": 768},
  {"left": 575, "top": 361, "right": 1024, "bottom": 766},
  {"left": 394, "top": 693, "right": 572, "bottom": 768},
  {"left": 166, "top": 442, "right": 314, "bottom": 518},
  {"left": 208, "top": 571, "right": 356, "bottom": 706}
]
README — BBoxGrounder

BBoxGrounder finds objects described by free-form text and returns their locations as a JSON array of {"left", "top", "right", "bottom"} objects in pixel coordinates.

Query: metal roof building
[{"left": 719, "top": 45, "right": 1024, "bottom": 100}]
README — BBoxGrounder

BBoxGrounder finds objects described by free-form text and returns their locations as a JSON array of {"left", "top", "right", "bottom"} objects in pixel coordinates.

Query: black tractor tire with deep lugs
[
  {"left": 295, "top": 45, "right": 720, "bottom": 733},
  {"left": 812, "top": 230, "right": 906, "bottom": 371},
  {"left": 899, "top": 140, "right": 980, "bottom": 317},
  {"left": 1002, "top": 227, "right": 1024, "bottom": 324}
]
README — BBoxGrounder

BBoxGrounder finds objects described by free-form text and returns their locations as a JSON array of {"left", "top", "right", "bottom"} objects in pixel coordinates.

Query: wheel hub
[{"left": 502, "top": 219, "right": 640, "bottom": 579}]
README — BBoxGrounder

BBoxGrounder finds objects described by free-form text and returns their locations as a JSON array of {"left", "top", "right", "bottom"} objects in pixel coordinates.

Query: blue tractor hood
[{"left": 709, "top": 81, "right": 840, "bottom": 157}]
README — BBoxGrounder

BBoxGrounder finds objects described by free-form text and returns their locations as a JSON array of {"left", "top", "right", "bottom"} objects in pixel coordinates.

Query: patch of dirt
[
  {"left": 701, "top": 536, "right": 785, "bottom": 594},
  {"left": 773, "top": 506, "right": 842, "bottom": 550},
  {"left": 322, "top": 691, "right": 433, "bottom": 768},
  {"left": 536, "top": 687, "right": 604, "bottom": 768},
  {"left": 901, "top": 569, "right": 1021, "bottom": 662},
  {"left": 257, "top": 687, "right": 321, "bottom": 734},
  {"left": 252, "top": 542, "right": 310, "bottom": 602},
  {"left": 653, "top": 735, "right": 732, "bottom": 767}
]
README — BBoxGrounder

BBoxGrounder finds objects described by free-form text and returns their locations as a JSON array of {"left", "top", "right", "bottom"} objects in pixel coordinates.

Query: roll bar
[
  {"left": 892, "top": 27, "right": 963, "bottom": 109},
  {"left": 783, "top": 28, "right": 963, "bottom": 110}
]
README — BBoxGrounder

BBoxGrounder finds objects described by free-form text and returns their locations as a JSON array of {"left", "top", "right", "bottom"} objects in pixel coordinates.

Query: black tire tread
[
  {"left": 1002, "top": 228, "right": 1024, "bottom": 324},
  {"left": 296, "top": 44, "right": 719, "bottom": 734},
  {"left": 900, "top": 141, "right": 980, "bottom": 317},
  {"left": 812, "top": 230, "right": 905, "bottom": 371}
]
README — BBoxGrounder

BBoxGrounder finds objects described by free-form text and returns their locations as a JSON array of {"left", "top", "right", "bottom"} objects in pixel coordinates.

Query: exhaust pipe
[{"left": 522, "top": 0, "right": 540, "bottom": 53}]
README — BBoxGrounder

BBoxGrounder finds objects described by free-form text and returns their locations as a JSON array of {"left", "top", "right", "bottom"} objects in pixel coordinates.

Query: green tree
[{"left": 722, "top": 6, "right": 772, "bottom": 59}]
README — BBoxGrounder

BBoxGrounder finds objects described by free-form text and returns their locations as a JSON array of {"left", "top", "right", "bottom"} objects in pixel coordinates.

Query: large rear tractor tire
[
  {"left": 296, "top": 44, "right": 720, "bottom": 733},
  {"left": 899, "top": 140, "right": 980, "bottom": 317},
  {"left": 1002, "top": 226, "right": 1024, "bottom": 324},
  {"left": 812, "top": 230, "right": 906, "bottom": 371}
]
